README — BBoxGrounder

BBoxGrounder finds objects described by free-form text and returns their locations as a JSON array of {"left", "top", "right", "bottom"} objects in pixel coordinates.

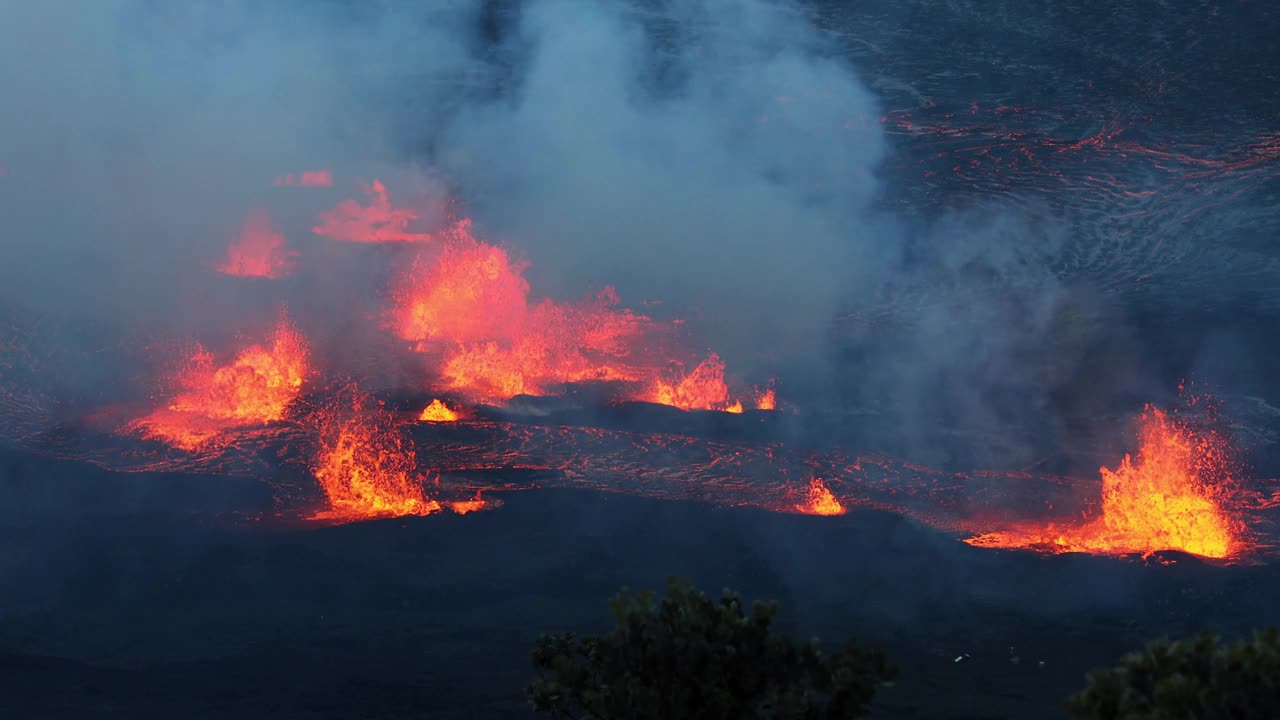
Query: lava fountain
[
  {"left": 797, "top": 478, "right": 846, "bottom": 516},
  {"left": 128, "top": 315, "right": 311, "bottom": 450},
  {"left": 965, "top": 405, "right": 1243, "bottom": 559},
  {"left": 419, "top": 398, "right": 463, "bottom": 422},
  {"left": 310, "top": 388, "right": 442, "bottom": 521}
]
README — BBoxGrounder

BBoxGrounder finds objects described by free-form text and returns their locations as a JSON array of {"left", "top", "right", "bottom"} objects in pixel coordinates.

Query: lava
[
  {"left": 755, "top": 386, "right": 777, "bottom": 411},
  {"left": 797, "top": 478, "right": 845, "bottom": 516},
  {"left": 420, "top": 398, "right": 462, "bottom": 422},
  {"left": 313, "top": 179, "right": 434, "bottom": 243},
  {"left": 310, "top": 389, "right": 442, "bottom": 521},
  {"left": 965, "top": 406, "right": 1242, "bottom": 559},
  {"left": 215, "top": 208, "right": 297, "bottom": 279},
  {"left": 274, "top": 170, "right": 333, "bottom": 187},
  {"left": 389, "top": 222, "right": 656, "bottom": 400},
  {"left": 641, "top": 354, "right": 735, "bottom": 412},
  {"left": 389, "top": 222, "right": 531, "bottom": 345},
  {"left": 128, "top": 316, "right": 311, "bottom": 450}
]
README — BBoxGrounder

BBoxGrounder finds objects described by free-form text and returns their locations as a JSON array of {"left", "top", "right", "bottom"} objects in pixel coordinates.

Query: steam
[
  {"left": 0, "top": 0, "right": 1140, "bottom": 447},
  {"left": 0, "top": 1, "right": 470, "bottom": 328},
  {"left": 435, "top": 0, "right": 887, "bottom": 362}
]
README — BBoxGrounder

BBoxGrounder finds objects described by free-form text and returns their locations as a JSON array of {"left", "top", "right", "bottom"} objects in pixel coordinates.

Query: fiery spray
[
  {"left": 965, "top": 406, "right": 1242, "bottom": 559},
  {"left": 129, "top": 316, "right": 310, "bottom": 450},
  {"left": 310, "top": 389, "right": 442, "bottom": 521},
  {"left": 216, "top": 208, "right": 297, "bottom": 279},
  {"left": 797, "top": 477, "right": 846, "bottom": 516},
  {"left": 389, "top": 221, "right": 655, "bottom": 400},
  {"left": 755, "top": 386, "right": 777, "bottom": 411},
  {"left": 420, "top": 398, "right": 462, "bottom": 422},
  {"left": 642, "top": 354, "right": 736, "bottom": 412}
]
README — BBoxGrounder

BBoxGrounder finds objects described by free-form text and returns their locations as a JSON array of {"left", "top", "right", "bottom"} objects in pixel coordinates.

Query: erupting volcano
[
  {"left": 965, "top": 406, "right": 1244, "bottom": 559},
  {"left": 2, "top": 173, "right": 1270, "bottom": 563}
]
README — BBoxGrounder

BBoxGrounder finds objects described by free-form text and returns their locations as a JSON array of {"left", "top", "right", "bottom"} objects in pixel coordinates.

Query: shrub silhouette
[
  {"left": 1066, "top": 627, "right": 1280, "bottom": 719},
  {"left": 527, "top": 578, "right": 894, "bottom": 720}
]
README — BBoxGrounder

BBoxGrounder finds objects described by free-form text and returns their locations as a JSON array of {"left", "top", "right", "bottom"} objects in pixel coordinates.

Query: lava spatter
[
  {"left": 797, "top": 478, "right": 846, "bottom": 516},
  {"left": 309, "top": 388, "right": 442, "bottom": 522},
  {"left": 965, "top": 405, "right": 1243, "bottom": 559},
  {"left": 128, "top": 316, "right": 311, "bottom": 450}
]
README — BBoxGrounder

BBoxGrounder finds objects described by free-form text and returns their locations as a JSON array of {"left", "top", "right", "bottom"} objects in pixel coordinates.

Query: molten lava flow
[
  {"left": 420, "top": 398, "right": 462, "bottom": 422},
  {"left": 725, "top": 401, "right": 744, "bottom": 414},
  {"left": 274, "top": 170, "right": 333, "bottom": 187},
  {"left": 310, "top": 389, "right": 442, "bottom": 521},
  {"left": 965, "top": 406, "right": 1241, "bottom": 559},
  {"left": 215, "top": 208, "right": 297, "bottom": 279},
  {"left": 313, "top": 179, "right": 434, "bottom": 243},
  {"left": 642, "top": 354, "right": 734, "bottom": 411},
  {"left": 129, "top": 317, "right": 310, "bottom": 450},
  {"left": 797, "top": 477, "right": 846, "bottom": 516},
  {"left": 755, "top": 386, "right": 777, "bottom": 411}
]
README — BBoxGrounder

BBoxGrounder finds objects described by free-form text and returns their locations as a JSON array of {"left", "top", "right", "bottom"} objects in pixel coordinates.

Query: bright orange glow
[
  {"left": 725, "top": 401, "right": 744, "bottom": 414},
  {"left": 448, "top": 494, "right": 490, "bottom": 515},
  {"left": 274, "top": 170, "right": 333, "bottom": 187},
  {"left": 390, "top": 221, "right": 529, "bottom": 344},
  {"left": 215, "top": 208, "right": 297, "bottom": 279},
  {"left": 313, "top": 179, "right": 434, "bottom": 243},
  {"left": 388, "top": 222, "right": 655, "bottom": 400},
  {"left": 797, "top": 478, "right": 845, "bottom": 516},
  {"left": 965, "top": 406, "right": 1241, "bottom": 559},
  {"left": 419, "top": 398, "right": 462, "bottom": 422},
  {"left": 310, "top": 390, "right": 442, "bottom": 522},
  {"left": 129, "top": 316, "right": 310, "bottom": 450},
  {"left": 755, "top": 386, "right": 777, "bottom": 411},
  {"left": 641, "top": 354, "right": 734, "bottom": 411}
]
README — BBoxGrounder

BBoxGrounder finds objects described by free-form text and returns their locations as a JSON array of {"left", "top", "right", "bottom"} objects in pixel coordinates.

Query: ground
[{"left": 1, "top": 449, "right": 1274, "bottom": 719}]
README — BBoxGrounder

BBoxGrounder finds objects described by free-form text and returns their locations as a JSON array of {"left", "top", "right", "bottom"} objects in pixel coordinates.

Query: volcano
[{"left": 4, "top": 0, "right": 1280, "bottom": 718}]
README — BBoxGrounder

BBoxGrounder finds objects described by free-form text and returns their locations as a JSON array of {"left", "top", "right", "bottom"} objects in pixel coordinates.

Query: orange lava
[
  {"left": 313, "top": 179, "right": 434, "bottom": 243},
  {"left": 755, "top": 386, "right": 777, "bottom": 411},
  {"left": 129, "top": 317, "right": 311, "bottom": 450},
  {"left": 274, "top": 170, "right": 333, "bottom": 187},
  {"left": 448, "top": 494, "right": 490, "bottom": 515},
  {"left": 419, "top": 398, "right": 462, "bottom": 422},
  {"left": 965, "top": 406, "right": 1241, "bottom": 559},
  {"left": 215, "top": 208, "right": 297, "bottom": 279},
  {"left": 725, "top": 401, "right": 744, "bottom": 414},
  {"left": 388, "top": 222, "right": 655, "bottom": 400},
  {"left": 310, "top": 390, "right": 442, "bottom": 521},
  {"left": 642, "top": 354, "right": 735, "bottom": 412},
  {"left": 797, "top": 477, "right": 846, "bottom": 516}
]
